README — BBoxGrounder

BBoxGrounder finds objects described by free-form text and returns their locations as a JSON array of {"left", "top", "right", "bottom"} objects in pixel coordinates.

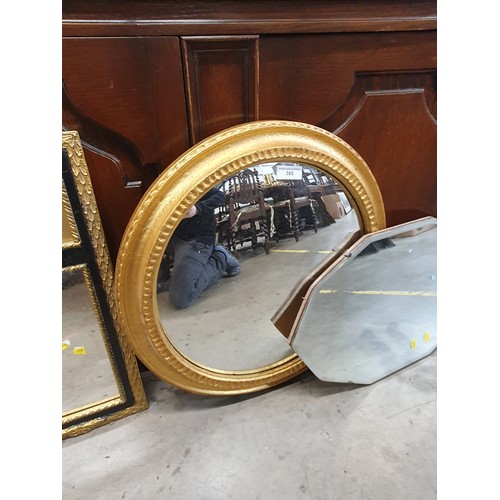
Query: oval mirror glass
[
  {"left": 115, "top": 121, "right": 386, "bottom": 395},
  {"left": 157, "top": 164, "right": 362, "bottom": 371}
]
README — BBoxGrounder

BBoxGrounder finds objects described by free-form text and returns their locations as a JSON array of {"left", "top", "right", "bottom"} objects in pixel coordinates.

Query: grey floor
[{"left": 62, "top": 210, "right": 437, "bottom": 499}]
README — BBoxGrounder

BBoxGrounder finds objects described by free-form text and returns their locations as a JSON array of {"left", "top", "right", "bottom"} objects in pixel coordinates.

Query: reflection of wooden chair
[
  {"left": 273, "top": 179, "right": 318, "bottom": 242},
  {"left": 225, "top": 169, "right": 272, "bottom": 256},
  {"left": 290, "top": 179, "right": 318, "bottom": 239},
  {"left": 301, "top": 170, "right": 336, "bottom": 226}
]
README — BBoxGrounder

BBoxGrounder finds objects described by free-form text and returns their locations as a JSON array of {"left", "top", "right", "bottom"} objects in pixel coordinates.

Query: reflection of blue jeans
[{"left": 167, "top": 236, "right": 226, "bottom": 309}]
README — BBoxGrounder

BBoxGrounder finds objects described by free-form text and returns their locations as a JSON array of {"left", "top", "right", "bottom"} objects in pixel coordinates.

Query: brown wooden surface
[
  {"left": 62, "top": 0, "right": 437, "bottom": 36},
  {"left": 62, "top": 36, "right": 191, "bottom": 259},
  {"left": 182, "top": 36, "right": 258, "bottom": 143},
  {"left": 62, "top": 0, "right": 437, "bottom": 261}
]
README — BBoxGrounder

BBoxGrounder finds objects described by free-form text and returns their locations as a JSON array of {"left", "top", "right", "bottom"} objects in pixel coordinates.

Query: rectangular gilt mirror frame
[{"left": 62, "top": 130, "right": 148, "bottom": 439}]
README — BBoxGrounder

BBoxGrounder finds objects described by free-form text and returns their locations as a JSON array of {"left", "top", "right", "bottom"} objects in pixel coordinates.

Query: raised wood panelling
[
  {"left": 62, "top": 36, "right": 191, "bottom": 260},
  {"left": 325, "top": 70, "right": 437, "bottom": 226},
  {"left": 258, "top": 31, "right": 437, "bottom": 226},
  {"left": 323, "top": 71, "right": 437, "bottom": 131},
  {"left": 182, "top": 36, "right": 259, "bottom": 143},
  {"left": 62, "top": 85, "right": 151, "bottom": 262},
  {"left": 258, "top": 31, "right": 436, "bottom": 124},
  {"left": 336, "top": 89, "right": 437, "bottom": 226},
  {"left": 62, "top": 37, "right": 190, "bottom": 167}
]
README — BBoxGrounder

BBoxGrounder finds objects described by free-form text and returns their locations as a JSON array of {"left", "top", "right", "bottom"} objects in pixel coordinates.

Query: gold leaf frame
[
  {"left": 62, "top": 130, "right": 148, "bottom": 439},
  {"left": 115, "top": 121, "right": 386, "bottom": 395}
]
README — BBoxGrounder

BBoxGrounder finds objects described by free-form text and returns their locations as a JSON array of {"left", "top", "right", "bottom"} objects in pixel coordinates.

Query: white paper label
[{"left": 275, "top": 165, "right": 302, "bottom": 180}]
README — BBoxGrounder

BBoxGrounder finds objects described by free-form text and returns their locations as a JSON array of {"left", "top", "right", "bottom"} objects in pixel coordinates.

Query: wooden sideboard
[{"left": 62, "top": 0, "right": 437, "bottom": 262}]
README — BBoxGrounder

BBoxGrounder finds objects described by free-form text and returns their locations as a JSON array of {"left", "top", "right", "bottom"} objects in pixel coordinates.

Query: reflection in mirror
[
  {"left": 62, "top": 267, "right": 119, "bottom": 412},
  {"left": 290, "top": 217, "right": 437, "bottom": 384},
  {"left": 116, "top": 120, "right": 387, "bottom": 394},
  {"left": 156, "top": 163, "right": 361, "bottom": 371}
]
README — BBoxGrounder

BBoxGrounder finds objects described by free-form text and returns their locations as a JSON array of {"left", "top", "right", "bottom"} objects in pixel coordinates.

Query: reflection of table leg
[
  {"left": 272, "top": 199, "right": 294, "bottom": 241},
  {"left": 310, "top": 194, "right": 335, "bottom": 226},
  {"left": 292, "top": 216, "right": 300, "bottom": 241},
  {"left": 291, "top": 199, "right": 319, "bottom": 240},
  {"left": 272, "top": 197, "right": 321, "bottom": 242},
  {"left": 308, "top": 200, "right": 319, "bottom": 233},
  {"left": 216, "top": 219, "right": 230, "bottom": 247}
]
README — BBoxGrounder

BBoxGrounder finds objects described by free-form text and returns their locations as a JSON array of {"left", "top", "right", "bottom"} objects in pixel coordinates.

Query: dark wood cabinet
[{"left": 63, "top": 0, "right": 437, "bottom": 261}]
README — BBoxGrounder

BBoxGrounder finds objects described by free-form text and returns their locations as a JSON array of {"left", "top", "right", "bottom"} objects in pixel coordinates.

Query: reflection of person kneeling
[{"left": 159, "top": 186, "right": 240, "bottom": 309}]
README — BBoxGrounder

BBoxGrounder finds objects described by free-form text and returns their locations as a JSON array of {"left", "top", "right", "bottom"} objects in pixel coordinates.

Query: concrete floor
[
  {"left": 62, "top": 209, "right": 437, "bottom": 499},
  {"left": 62, "top": 354, "right": 436, "bottom": 499}
]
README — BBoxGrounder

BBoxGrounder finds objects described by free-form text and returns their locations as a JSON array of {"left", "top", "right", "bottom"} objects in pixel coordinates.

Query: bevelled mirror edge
[
  {"left": 62, "top": 130, "right": 148, "bottom": 440},
  {"left": 115, "top": 120, "right": 386, "bottom": 396},
  {"left": 287, "top": 216, "right": 438, "bottom": 346},
  {"left": 289, "top": 216, "right": 437, "bottom": 384}
]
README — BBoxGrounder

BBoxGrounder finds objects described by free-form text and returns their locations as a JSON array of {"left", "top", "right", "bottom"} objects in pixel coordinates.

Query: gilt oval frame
[{"left": 115, "top": 121, "right": 386, "bottom": 395}]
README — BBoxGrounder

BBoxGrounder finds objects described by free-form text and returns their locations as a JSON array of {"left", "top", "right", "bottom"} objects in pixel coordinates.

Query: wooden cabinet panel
[
  {"left": 62, "top": 36, "right": 190, "bottom": 260},
  {"left": 259, "top": 31, "right": 437, "bottom": 226},
  {"left": 259, "top": 31, "right": 436, "bottom": 122},
  {"left": 63, "top": 36, "right": 189, "bottom": 168},
  {"left": 182, "top": 36, "right": 258, "bottom": 142},
  {"left": 337, "top": 87, "right": 436, "bottom": 225}
]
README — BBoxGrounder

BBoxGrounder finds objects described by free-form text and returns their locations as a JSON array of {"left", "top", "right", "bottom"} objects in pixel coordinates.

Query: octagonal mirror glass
[{"left": 289, "top": 217, "right": 437, "bottom": 384}]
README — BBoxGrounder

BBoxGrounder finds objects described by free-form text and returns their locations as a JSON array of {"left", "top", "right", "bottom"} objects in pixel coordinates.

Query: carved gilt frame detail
[
  {"left": 62, "top": 130, "right": 148, "bottom": 439},
  {"left": 115, "top": 121, "right": 386, "bottom": 395}
]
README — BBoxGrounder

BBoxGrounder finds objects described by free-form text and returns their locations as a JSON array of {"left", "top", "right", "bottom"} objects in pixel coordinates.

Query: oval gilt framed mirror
[{"left": 115, "top": 121, "right": 386, "bottom": 395}]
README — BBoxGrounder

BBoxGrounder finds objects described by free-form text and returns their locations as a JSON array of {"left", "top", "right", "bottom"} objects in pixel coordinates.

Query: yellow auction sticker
[{"left": 410, "top": 339, "right": 417, "bottom": 349}]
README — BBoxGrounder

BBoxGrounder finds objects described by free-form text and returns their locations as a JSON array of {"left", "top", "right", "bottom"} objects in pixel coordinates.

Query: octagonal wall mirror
[
  {"left": 289, "top": 216, "right": 437, "bottom": 385},
  {"left": 115, "top": 121, "right": 386, "bottom": 396}
]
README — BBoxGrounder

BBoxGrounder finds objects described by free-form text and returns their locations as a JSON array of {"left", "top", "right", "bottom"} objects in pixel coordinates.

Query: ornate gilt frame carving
[
  {"left": 62, "top": 130, "right": 148, "bottom": 439},
  {"left": 115, "top": 121, "right": 386, "bottom": 395}
]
